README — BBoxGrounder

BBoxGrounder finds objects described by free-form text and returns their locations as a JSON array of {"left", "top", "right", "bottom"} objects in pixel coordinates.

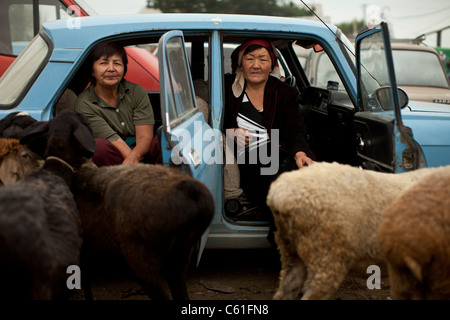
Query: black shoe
[{"left": 224, "top": 193, "right": 257, "bottom": 218}]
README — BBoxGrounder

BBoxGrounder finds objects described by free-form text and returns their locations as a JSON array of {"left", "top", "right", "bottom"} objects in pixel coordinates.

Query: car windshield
[
  {"left": 302, "top": 30, "right": 355, "bottom": 91},
  {"left": 393, "top": 49, "right": 450, "bottom": 88},
  {"left": 0, "top": 35, "right": 49, "bottom": 107}
]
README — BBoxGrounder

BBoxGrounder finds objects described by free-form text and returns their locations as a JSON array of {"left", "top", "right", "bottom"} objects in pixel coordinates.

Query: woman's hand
[
  {"left": 123, "top": 152, "right": 141, "bottom": 165},
  {"left": 294, "top": 151, "right": 315, "bottom": 169},
  {"left": 234, "top": 128, "right": 252, "bottom": 147}
]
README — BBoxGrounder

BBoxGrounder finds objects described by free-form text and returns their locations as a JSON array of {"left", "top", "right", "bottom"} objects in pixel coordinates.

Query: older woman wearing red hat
[{"left": 224, "top": 39, "right": 315, "bottom": 230}]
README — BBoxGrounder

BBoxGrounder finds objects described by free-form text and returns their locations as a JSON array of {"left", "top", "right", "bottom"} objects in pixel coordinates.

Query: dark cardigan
[{"left": 224, "top": 75, "right": 314, "bottom": 160}]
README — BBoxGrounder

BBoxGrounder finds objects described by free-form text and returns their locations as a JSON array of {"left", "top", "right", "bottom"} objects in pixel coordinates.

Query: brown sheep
[
  {"left": 0, "top": 138, "right": 42, "bottom": 185},
  {"left": 377, "top": 168, "right": 450, "bottom": 300},
  {"left": 73, "top": 163, "right": 214, "bottom": 300},
  {"left": 0, "top": 137, "right": 214, "bottom": 300}
]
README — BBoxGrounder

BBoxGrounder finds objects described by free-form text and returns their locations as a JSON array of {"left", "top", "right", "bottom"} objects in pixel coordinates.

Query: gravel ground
[{"left": 70, "top": 248, "right": 392, "bottom": 301}]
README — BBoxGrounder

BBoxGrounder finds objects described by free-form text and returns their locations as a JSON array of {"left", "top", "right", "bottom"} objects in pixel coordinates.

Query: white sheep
[
  {"left": 266, "top": 161, "right": 444, "bottom": 300},
  {"left": 0, "top": 110, "right": 96, "bottom": 299},
  {"left": 377, "top": 167, "right": 450, "bottom": 300}
]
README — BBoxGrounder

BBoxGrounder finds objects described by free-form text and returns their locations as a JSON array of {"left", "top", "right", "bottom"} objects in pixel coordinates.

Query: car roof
[
  {"left": 43, "top": 13, "right": 337, "bottom": 49},
  {"left": 391, "top": 41, "right": 439, "bottom": 54}
]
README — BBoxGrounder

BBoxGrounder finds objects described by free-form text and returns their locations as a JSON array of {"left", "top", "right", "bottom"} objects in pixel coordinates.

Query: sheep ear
[
  {"left": 404, "top": 255, "right": 423, "bottom": 282},
  {"left": 73, "top": 124, "right": 96, "bottom": 156},
  {"left": 17, "top": 121, "right": 49, "bottom": 158},
  {"left": 0, "top": 156, "right": 20, "bottom": 185}
]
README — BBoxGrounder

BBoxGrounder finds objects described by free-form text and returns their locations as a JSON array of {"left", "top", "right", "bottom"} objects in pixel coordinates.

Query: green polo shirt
[{"left": 74, "top": 80, "right": 155, "bottom": 143}]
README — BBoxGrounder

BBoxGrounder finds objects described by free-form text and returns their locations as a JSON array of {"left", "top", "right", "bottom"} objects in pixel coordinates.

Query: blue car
[{"left": 1, "top": 14, "right": 449, "bottom": 259}]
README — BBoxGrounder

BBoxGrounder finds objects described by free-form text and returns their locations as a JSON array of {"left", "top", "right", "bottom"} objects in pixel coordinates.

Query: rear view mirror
[{"left": 375, "top": 86, "right": 409, "bottom": 110}]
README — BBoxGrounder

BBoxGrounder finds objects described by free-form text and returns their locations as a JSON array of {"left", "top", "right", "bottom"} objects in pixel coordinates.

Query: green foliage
[
  {"left": 152, "top": 0, "right": 313, "bottom": 17},
  {"left": 336, "top": 20, "right": 367, "bottom": 37}
]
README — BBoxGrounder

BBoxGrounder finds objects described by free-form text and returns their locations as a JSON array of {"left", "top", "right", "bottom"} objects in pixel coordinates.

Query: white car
[{"left": 303, "top": 41, "right": 450, "bottom": 105}]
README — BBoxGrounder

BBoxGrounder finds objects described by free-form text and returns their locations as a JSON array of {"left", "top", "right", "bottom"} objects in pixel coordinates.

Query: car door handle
[{"left": 187, "top": 148, "right": 202, "bottom": 168}]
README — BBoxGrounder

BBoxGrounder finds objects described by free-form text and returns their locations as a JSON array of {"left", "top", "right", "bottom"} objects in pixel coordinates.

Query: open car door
[
  {"left": 354, "top": 22, "right": 424, "bottom": 173},
  {"left": 157, "top": 30, "right": 220, "bottom": 265}
]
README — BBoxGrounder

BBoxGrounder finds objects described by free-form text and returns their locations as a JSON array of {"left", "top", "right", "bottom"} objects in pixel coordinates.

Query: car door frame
[
  {"left": 354, "top": 22, "right": 424, "bottom": 172},
  {"left": 157, "top": 30, "right": 220, "bottom": 264}
]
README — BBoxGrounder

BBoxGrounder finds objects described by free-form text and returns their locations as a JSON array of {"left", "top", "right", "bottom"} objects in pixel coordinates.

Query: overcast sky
[
  {"left": 82, "top": 0, "right": 450, "bottom": 47},
  {"left": 308, "top": 0, "right": 450, "bottom": 46}
]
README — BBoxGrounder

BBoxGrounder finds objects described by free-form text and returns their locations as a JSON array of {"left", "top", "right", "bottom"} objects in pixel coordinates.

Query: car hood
[
  {"left": 400, "top": 85, "right": 450, "bottom": 105},
  {"left": 406, "top": 99, "right": 450, "bottom": 113}
]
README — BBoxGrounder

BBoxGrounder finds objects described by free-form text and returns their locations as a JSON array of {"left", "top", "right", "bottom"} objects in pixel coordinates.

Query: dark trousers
[
  {"left": 238, "top": 147, "right": 294, "bottom": 247},
  {"left": 92, "top": 137, "right": 162, "bottom": 167}
]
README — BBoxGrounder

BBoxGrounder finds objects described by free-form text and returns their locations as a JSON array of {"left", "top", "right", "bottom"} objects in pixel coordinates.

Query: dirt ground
[{"left": 70, "top": 248, "right": 392, "bottom": 301}]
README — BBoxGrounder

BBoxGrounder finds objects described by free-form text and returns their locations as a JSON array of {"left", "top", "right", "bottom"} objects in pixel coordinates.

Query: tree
[
  {"left": 152, "top": 0, "right": 313, "bottom": 17},
  {"left": 337, "top": 20, "right": 367, "bottom": 38}
]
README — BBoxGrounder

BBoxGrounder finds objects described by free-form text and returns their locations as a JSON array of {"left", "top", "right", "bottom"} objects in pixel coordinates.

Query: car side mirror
[{"left": 375, "top": 86, "right": 409, "bottom": 110}]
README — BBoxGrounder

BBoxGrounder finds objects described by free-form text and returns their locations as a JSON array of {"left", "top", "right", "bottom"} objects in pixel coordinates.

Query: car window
[
  {"left": 301, "top": 47, "right": 345, "bottom": 91},
  {"left": 163, "top": 36, "right": 196, "bottom": 125},
  {"left": 393, "top": 49, "right": 449, "bottom": 88},
  {"left": 358, "top": 30, "right": 392, "bottom": 111},
  {"left": 300, "top": 32, "right": 354, "bottom": 92},
  {"left": 2, "top": 1, "right": 70, "bottom": 56},
  {"left": 0, "top": 35, "right": 49, "bottom": 107},
  {"left": 315, "top": 53, "right": 344, "bottom": 89}
]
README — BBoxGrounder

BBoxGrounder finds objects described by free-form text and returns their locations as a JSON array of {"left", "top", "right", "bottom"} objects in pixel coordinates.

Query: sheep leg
[
  {"left": 123, "top": 248, "right": 172, "bottom": 300},
  {"left": 165, "top": 247, "right": 194, "bottom": 300},
  {"left": 272, "top": 227, "right": 307, "bottom": 300},
  {"left": 135, "top": 277, "right": 171, "bottom": 300},
  {"left": 166, "top": 269, "right": 189, "bottom": 300},
  {"left": 32, "top": 273, "right": 53, "bottom": 300},
  {"left": 80, "top": 264, "right": 93, "bottom": 300},
  {"left": 301, "top": 264, "right": 348, "bottom": 300},
  {"left": 274, "top": 259, "right": 307, "bottom": 300}
]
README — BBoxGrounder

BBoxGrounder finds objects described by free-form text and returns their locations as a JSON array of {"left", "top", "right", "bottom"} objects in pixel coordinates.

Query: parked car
[
  {"left": 303, "top": 40, "right": 450, "bottom": 105},
  {"left": 392, "top": 42, "right": 450, "bottom": 104},
  {"left": 1, "top": 14, "right": 450, "bottom": 259},
  {"left": 0, "top": 0, "right": 159, "bottom": 91}
]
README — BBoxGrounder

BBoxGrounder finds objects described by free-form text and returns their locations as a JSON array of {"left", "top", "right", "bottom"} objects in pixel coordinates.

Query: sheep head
[
  {"left": 19, "top": 110, "right": 96, "bottom": 170},
  {"left": 0, "top": 111, "right": 37, "bottom": 138},
  {"left": 0, "top": 138, "right": 42, "bottom": 185}
]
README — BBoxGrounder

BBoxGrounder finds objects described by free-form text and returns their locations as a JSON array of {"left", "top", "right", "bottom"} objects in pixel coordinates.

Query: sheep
[
  {"left": 0, "top": 109, "right": 96, "bottom": 299},
  {"left": 0, "top": 111, "right": 37, "bottom": 138},
  {"left": 0, "top": 138, "right": 42, "bottom": 185},
  {"left": 266, "top": 161, "right": 445, "bottom": 300},
  {"left": 1, "top": 118, "right": 215, "bottom": 300},
  {"left": 377, "top": 168, "right": 450, "bottom": 300},
  {"left": 72, "top": 163, "right": 215, "bottom": 300}
]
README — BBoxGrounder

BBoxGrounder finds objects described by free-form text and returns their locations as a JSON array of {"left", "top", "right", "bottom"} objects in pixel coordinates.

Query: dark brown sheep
[
  {"left": 0, "top": 111, "right": 37, "bottom": 138},
  {"left": 73, "top": 163, "right": 214, "bottom": 300},
  {"left": 0, "top": 111, "right": 215, "bottom": 300},
  {"left": 0, "top": 110, "right": 96, "bottom": 299}
]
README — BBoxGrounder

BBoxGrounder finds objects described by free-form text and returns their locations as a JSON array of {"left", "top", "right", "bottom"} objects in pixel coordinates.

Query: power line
[{"left": 392, "top": 5, "right": 450, "bottom": 20}]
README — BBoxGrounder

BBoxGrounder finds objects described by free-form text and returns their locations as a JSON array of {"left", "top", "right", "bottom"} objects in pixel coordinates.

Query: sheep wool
[{"left": 377, "top": 167, "right": 450, "bottom": 300}]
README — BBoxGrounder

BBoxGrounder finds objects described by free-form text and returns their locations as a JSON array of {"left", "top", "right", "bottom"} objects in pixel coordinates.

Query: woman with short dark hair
[{"left": 75, "top": 42, "right": 160, "bottom": 166}]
